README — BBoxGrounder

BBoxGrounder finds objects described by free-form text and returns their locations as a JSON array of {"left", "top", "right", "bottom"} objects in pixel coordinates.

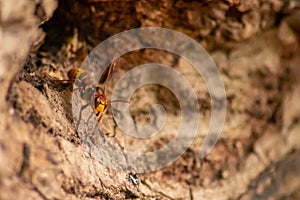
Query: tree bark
[{"left": 1, "top": 0, "right": 300, "bottom": 199}]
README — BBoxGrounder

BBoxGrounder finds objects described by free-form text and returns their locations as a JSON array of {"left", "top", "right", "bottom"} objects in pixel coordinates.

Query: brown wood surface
[{"left": 0, "top": 0, "right": 300, "bottom": 199}]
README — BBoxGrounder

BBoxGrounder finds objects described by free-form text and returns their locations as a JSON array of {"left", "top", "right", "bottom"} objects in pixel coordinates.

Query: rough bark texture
[{"left": 1, "top": 0, "right": 300, "bottom": 199}]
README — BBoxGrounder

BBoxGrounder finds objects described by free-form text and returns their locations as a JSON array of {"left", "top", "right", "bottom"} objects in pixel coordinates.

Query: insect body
[{"left": 67, "top": 60, "right": 127, "bottom": 128}]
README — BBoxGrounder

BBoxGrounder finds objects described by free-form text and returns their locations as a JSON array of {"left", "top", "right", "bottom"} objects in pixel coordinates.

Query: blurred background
[{"left": 0, "top": 0, "right": 300, "bottom": 199}]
